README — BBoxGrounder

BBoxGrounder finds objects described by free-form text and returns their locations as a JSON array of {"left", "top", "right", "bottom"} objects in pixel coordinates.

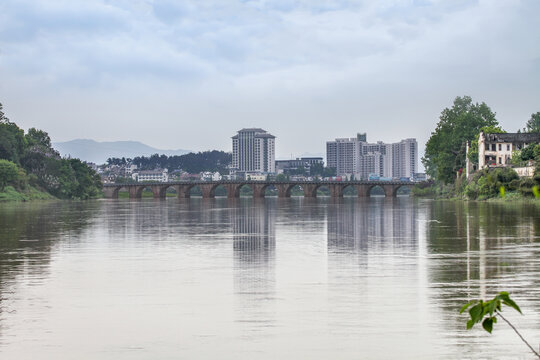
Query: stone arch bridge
[{"left": 103, "top": 181, "right": 413, "bottom": 199}]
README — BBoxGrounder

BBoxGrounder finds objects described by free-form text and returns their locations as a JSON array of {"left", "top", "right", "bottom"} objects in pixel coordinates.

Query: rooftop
[{"left": 483, "top": 132, "right": 540, "bottom": 143}]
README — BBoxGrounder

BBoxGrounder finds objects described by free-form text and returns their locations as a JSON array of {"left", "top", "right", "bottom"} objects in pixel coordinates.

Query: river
[{"left": 0, "top": 197, "right": 539, "bottom": 359}]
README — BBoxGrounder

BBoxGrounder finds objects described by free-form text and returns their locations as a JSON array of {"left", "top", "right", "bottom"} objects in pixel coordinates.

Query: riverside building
[
  {"left": 232, "top": 128, "right": 276, "bottom": 176},
  {"left": 326, "top": 133, "right": 417, "bottom": 180}
]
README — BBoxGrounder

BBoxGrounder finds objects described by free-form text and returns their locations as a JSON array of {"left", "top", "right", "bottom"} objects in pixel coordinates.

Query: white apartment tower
[
  {"left": 326, "top": 133, "right": 417, "bottom": 180},
  {"left": 232, "top": 128, "right": 276, "bottom": 174}
]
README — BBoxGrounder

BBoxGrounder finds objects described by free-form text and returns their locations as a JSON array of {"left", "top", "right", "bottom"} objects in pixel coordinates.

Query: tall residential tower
[
  {"left": 232, "top": 128, "right": 276, "bottom": 174},
  {"left": 326, "top": 133, "right": 417, "bottom": 180}
]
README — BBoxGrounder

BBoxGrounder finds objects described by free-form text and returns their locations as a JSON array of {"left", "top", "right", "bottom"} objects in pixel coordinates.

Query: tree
[
  {"left": 423, "top": 96, "right": 499, "bottom": 183},
  {"left": 0, "top": 159, "right": 20, "bottom": 191},
  {"left": 525, "top": 112, "right": 540, "bottom": 133},
  {"left": 0, "top": 104, "right": 27, "bottom": 164}
]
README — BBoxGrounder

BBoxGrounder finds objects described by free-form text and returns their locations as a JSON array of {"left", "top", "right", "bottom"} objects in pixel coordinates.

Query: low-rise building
[
  {"left": 201, "top": 171, "right": 222, "bottom": 181},
  {"left": 132, "top": 169, "right": 169, "bottom": 182},
  {"left": 246, "top": 174, "right": 266, "bottom": 181},
  {"left": 478, "top": 132, "right": 540, "bottom": 169},
  {"left": 275, "top": 157, "right": 324, "bottom": 175}
]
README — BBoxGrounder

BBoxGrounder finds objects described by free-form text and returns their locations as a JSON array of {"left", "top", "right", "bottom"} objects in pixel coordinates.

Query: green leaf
[
  {"left": 469, "top": 303, "right": 483, "bottom": 323},
  {"left": 460, "top": 300, "right": 477, "bottom": 314},
  {"left": 497, "top": 292, "right": 522, "bottom": 314},
  {"left": 466, "top": 319, "right": 475, "bottom": 330},
  {"left": 486, "top": 299, "right": 498, "bottom": 316},
  {"left": 482, "top": 317, "right": 493, "bottom": 333},
  {"left": 502, "top": 299, "right": 522, "bottom": 314}
]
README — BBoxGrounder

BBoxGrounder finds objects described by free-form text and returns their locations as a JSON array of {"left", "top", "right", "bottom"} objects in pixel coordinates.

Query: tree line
[
  {"left": 0, "top": 102, "right": 102, "bottom": 199},
  {"left": 107, "top": 150, "right": 232, "bottom": 174}
]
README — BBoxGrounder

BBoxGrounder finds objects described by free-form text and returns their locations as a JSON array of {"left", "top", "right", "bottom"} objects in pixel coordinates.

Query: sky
[{"left": 0, "top": 0, "right": 539, "bottom": 162}]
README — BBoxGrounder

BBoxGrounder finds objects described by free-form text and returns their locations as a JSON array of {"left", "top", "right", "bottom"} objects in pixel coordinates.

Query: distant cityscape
[{"left": 97, "top": 128, "right": 425, "bottom": 183}]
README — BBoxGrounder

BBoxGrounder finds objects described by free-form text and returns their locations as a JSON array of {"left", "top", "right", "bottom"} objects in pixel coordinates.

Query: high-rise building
[
  {"left": 326, "top": 133, "right": 417, "bottom": 180},
  {"left": 232, "top": 128, "right": 276, "bottom": 174}
]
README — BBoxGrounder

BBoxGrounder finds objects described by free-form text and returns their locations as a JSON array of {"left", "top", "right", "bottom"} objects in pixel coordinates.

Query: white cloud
[{"left": 0, "top": 0, "right": 538, "bottom": 164}]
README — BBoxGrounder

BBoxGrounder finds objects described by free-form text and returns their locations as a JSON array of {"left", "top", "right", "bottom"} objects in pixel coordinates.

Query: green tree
[
  {"left": 423, "top": 96, "right": 499, "bottom": 183},
  {"left": 525, "top": 112, "right": 540, "bottom": 133},
  {"left": 0, "top": 103, "right": 27, "bottom": 164},
  {"left": 0, "top": 159, "right": 20, "bottom": 191}
]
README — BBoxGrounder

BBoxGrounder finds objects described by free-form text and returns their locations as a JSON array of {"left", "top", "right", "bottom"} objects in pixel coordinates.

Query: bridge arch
[
  {"left": 105, "top": 185, "right": 128, "bottom": 199},
  {"left": 393, "top": 184, "right": 412, "bottom": 197},
  {"left": 342, "top": 184, "right": 358, "bottom": 197},
  {"left": 157, "top": 185, "right": 178, "bottom": 198},
  {"left": 134, "top": 185, "right": 160, "bottom": 198},
  {"left": 366, "top": 185, "right": 387, "bottom": 197},
  {"left": 187, "top": 184, "right": 202, "bottom": 197},
  {"left": 286, "top": 184, "right": 304, "bottom": 197},
  {"left": 211, "top": 184, "right": 228, "bottom": 197},
  {"left": 237, "top": 183, "right": 254, "bottom": 197}
]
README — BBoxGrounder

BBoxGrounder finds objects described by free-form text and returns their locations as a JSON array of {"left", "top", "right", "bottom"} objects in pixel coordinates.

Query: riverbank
[{"left": 0, "top": 186, "right": 56, "bottom": 202}]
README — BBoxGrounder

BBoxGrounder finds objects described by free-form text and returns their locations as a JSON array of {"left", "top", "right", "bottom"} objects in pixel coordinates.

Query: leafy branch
[{"left": 461, "top": 292, "right": 540, "bottom": 359}]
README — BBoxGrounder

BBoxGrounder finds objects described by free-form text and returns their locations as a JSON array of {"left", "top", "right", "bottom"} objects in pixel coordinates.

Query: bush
[
  {"left": 508, "top": 179, "right": 521, "bottom": 191},
  {"left": 519, "top": 178, "right": 537, "bottom": 197},
  {"left": 0, "top": 159, "right": 23, "bottom": 191}
]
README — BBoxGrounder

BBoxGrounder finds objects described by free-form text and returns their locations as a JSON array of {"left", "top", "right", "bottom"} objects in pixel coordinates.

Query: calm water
[{"left": 0, "top": 197, "right": 539, "bottom": 359}]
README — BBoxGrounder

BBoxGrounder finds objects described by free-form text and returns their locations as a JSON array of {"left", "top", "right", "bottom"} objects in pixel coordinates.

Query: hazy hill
[{"left": 54, "top": 139, "right": 190, "bottom": 164}]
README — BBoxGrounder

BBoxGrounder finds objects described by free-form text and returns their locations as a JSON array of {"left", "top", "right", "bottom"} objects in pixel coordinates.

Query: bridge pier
[
  {"left": 303, "top": 184, "right": 317, "bottom": 197},
  {"left": 329, "top": 184, "right": 343, "bottom": 198},
  {"left": 252, "top": 184, "right": 265, "bottom": 198},
  {"left": 275, "top": 184, "right": 290, "bottom": 198}
]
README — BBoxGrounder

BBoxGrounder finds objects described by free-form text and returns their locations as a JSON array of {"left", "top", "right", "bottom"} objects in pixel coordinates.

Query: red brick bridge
[{"left": 103, "top": 181, "right": 413, "bottom": 199}]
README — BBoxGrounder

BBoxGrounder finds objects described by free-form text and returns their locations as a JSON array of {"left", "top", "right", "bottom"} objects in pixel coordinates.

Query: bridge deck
[{"left": 103, "top": 180, "right": 414, "bottom": 199}]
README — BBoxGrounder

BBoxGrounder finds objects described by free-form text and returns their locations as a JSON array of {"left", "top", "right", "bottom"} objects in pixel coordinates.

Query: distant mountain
[{"left": 54, "top": 139, "right": 190, "bottom": 164}]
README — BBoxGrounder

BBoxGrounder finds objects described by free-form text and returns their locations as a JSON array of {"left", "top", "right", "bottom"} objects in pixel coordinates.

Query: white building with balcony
[{"left": 132, "top": 168, "right": 169, "bottom": 182}]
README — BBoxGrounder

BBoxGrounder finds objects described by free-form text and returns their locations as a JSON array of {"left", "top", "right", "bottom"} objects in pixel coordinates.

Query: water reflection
[
  {"left": 327, "top": 198, "right": 418, "bottom": 253},
  {"left": 0, "top": 201, "right": 100, "bottom": 340},
  {"left": 232, "top": 199, "right": 276, "bottom": 335},
  {"left": 0, "top": 198, "right": 539, "bottom": 359},
  {"left": 426, "top": 201, "right": 540, "bottom": 358}
]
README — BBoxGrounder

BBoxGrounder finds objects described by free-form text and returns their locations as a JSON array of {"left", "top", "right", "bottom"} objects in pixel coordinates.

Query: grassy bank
[
  {"left": 0, "top": 185, "right": 55, "bottom": 202},
  {"left": 412, "top": 168, "right": 540, "bottom": 202}
]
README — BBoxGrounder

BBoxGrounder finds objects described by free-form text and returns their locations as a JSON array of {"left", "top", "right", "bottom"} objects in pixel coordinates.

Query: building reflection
[
  {"left": 232, "top": 199, "right": 276, "bottom": 333},
  {"left": 425, "top": 200, "right": 540, "bottom": 342},
  {"left": 327, "top": 198, "right": 418, "bottom": 254}
]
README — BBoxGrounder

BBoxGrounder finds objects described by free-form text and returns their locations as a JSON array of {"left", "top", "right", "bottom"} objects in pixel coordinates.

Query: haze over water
[{"left": 0, "top": 198, "right": 539, "bottom": 359}]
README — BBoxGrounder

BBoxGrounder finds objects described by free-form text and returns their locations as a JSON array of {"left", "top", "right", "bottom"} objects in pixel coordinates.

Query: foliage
[
  {"left": 460, "top": 292, "right": 540, "bottom": 358},
  {"left": 0, "top": 160, "right": 20, "bottom": 191},
  {"left": 0, "top": 185, "right": 54, "bottom": 202},
  {"left": 464, "top": 168, "right": 519, "bottom": 200},
  {"left": 108, "top": 151, "right": 232, "bottom": 174},
  {"left": 525, "top": 111, "right": 540, "bottom": 133},
  {"left": 467, "top": 125, "right": 506, "bottom": 164},
  {"left": 460, "top": 291, "right": 521, "bottom": 333},
  {"left": 0, "top": 108, "right": 27, "bottom": 164},
  {"left": 423, "top": 96, "right": 499, "bottom": 183},
  {"left": 0, "top": 102, "right": 102, "bottom": 200}
]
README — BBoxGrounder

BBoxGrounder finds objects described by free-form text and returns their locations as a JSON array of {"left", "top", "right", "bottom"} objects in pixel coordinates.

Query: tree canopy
[
  {"left": 525, "top": 112, "right": 540, "bottom": 133},
  {"left": 423, "top": 96, "right": 499, "bottom": 183},
  {"left": 0, "top": 102, "right": 102, "bottom": 199},
  {"left": 108, "top": 151, "right": 232, "bottom": 174}
]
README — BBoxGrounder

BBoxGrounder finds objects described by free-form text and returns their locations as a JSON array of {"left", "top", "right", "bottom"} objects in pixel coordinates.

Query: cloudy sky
[{"left": 0, "top": 0, "right": 539, "bottom": 161}]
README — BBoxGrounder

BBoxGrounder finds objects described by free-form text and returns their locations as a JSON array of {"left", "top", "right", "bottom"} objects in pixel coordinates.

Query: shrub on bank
[{"left": 0, "top": 159, "right": 27, "bottom": 191}]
